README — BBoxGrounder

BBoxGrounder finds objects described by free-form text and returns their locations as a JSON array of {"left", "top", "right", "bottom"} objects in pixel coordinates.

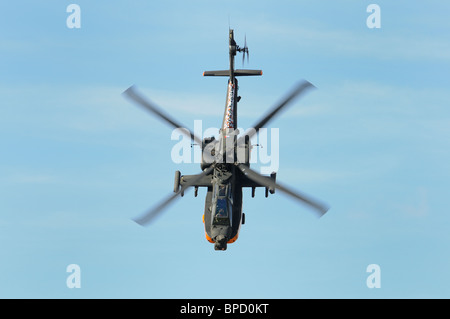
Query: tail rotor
[
  {"left": 242, "top": 35, "right": 249, "bottom": 65},
  {"left": 237, "top": 34, "right": 249, "bottom": 66}
]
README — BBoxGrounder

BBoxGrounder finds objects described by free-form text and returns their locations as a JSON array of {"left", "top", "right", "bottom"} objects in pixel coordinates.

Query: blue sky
[{"left": 1, "top": 0, "right": 450, "bottom": 298}]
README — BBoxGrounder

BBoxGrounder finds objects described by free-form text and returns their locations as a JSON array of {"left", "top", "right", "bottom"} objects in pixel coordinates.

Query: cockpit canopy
[
  {"left": 212, "top": 183, "right": 233, "bottom": 226},
  {"left": 213, "top": 198, "right": 229, "bottom": 225}
]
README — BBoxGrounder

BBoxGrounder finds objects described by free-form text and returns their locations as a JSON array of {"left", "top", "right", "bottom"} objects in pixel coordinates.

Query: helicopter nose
[{"left": 214, "top": 235, "right": 228, "bottom": 251}]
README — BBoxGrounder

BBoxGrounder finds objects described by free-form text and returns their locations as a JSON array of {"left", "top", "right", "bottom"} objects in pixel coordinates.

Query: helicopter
[{"left": 122, "top": 29, "right": 329, "bottom": 250}]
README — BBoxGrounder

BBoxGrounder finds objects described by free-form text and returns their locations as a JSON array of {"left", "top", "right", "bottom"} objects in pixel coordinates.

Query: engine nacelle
[
  {"left": 201, "top": 137, "right": 216, "bottom": 171},
  {"left": 243, "top": 134, "right": 251, "bottom": 166},
  {"left": 236, "top": 134, "right": 251, "bottom": 167},
  {"left": 201, "top": 134, "right": 251, "bottom": 169}
]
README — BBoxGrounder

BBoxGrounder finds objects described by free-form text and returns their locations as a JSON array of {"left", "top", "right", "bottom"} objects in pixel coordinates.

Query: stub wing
[
  {"left": 179, "top": 173, "right": 213, "bottom": 188},
  {"left": 239, "top": 169, "right": 276, "bottom": 189}
]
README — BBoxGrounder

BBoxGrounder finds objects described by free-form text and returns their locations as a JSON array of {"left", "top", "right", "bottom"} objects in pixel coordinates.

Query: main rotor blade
[
  {"left": 243, "top": 80, "right": 315, "bottom": 141},
  {"left": 237, "top": 163, "right": 329, "bottom": 217},
  {"left": 122, "top": 85, "right": 203, "bottom": 145},
  {"left": 133, "top": 166, "right": 214, "bottom": 226}
]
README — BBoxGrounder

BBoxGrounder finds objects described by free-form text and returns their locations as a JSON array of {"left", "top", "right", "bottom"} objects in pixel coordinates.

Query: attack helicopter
[{"left": 122, "top": 29, "right": 329, "bottom": 250}]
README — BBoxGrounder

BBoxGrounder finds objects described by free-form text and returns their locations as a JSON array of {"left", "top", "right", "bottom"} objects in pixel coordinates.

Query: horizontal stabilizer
[{"left": 203, "top": 69, "right": 263, "bottom": 77}]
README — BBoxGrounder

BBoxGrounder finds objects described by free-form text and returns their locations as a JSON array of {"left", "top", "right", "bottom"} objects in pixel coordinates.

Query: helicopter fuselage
[{"left": 124, "top": 28, "right": 328, "bottom": 251}]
